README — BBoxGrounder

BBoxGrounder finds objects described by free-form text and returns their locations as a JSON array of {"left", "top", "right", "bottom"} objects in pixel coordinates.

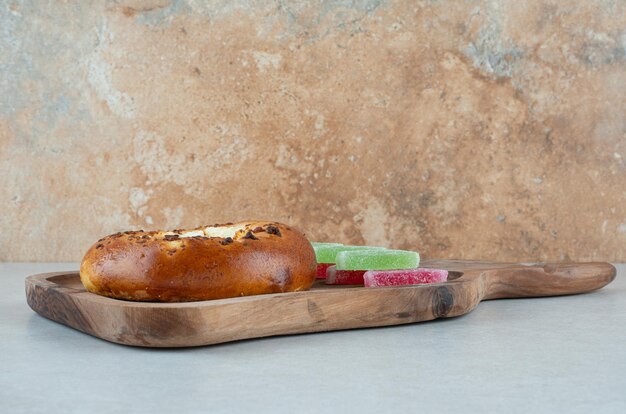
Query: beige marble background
[{"left": 1, "top": 0, "right": 625, "bottom": 262}]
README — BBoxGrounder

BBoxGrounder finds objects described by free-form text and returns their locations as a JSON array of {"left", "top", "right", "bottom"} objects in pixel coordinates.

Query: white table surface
[{"left": 1, "top": 262, "right": 625, "bottom": 413}]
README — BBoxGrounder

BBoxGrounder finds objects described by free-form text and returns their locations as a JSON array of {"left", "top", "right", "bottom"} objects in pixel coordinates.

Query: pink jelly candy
[
  {"left": 363, "top": 268, "right": 448, "bottom": 287},
  {"left": 325, "top": 265, "right": 366, "bottom": 285},
  {"left": 316, "top": 263, "right": 334, "bottom": 279}
]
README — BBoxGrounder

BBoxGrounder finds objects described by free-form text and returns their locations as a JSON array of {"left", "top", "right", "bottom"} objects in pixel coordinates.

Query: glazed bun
[{"left": 80, "top": 221, "right": 316, "bottom": 302}]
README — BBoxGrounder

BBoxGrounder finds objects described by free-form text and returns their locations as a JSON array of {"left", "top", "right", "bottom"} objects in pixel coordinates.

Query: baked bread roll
[{"left": 80, "top": 221, "right": 316, "bottom": 302}]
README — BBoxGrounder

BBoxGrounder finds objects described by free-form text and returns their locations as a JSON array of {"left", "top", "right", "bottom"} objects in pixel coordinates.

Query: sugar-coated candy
[
  {"left": 316, "top": 262, "right": 334, "bottom": 279},
  {"left": 312, "top": 244, "right": 384, "bottom": 264},
  {"left": 325, "top": 265, "right": 366, "bottom": 285},
  {"left": 363, "top": 268, "right": 448, "bottom": 287},
  {"left": 335, "top": 249, "right": 419, "bottom": 271}
]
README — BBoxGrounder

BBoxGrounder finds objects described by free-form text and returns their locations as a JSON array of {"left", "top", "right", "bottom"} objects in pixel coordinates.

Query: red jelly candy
[
  {"left": 325, "top": 265, "right": 366, "bottom": 285},
  {"left": 316, "top": 263, "right": 333, "bottom": 279},
  {"left": 363, "top": 268, "right": 448, "bottom": 287}
]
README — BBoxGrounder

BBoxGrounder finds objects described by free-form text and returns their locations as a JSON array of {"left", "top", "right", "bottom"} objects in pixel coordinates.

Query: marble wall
[{"left": 1, "top": 0, "right": 625, "bottom": 262}]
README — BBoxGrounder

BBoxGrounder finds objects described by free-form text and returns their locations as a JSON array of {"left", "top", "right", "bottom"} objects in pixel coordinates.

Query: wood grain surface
[{"left": 25, "top": 260, "right": 616, "bottom": 347}]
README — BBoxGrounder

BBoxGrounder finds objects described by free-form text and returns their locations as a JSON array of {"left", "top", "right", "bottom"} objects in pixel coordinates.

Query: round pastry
[{"left": 80, "top": 221, "right": 316, "bottom": 302}]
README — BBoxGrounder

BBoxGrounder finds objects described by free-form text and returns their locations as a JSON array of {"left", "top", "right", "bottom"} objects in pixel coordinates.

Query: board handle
[{"left": 482, "top": 262, "right": 616, "bottom": 300}]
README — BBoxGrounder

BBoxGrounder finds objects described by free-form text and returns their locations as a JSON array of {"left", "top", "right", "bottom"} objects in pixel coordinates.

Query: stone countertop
[{"left": 2, "top": 263, "right": 625, "bottom": 413}]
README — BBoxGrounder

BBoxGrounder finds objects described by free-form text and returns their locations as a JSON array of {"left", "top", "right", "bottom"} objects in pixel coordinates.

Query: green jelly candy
[
  {"left": 312, "top": 244, "right": 384, "bottom": 264},
  {"left": 335, "top": 249, "right": 420, "bottom": 270},
  {"left": 311, "top": 243, "right": 343, "bottom": 263}
]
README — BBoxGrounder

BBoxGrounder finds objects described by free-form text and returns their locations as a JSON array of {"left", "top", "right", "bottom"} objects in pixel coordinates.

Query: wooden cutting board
[{"left": 25, "top": 260, "right": 616, "bottom": 347}]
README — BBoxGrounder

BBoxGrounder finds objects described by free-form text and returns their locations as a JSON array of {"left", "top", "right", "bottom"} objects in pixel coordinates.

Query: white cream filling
[
  {"left": 202, "top": 224, "right": 249, "bottom": 238},
  {"left": 178, "top": 230, "right": 205, "bottom": 238},
  {"left": 173, "top": 223, "right": 250, "bottom": 239}
]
